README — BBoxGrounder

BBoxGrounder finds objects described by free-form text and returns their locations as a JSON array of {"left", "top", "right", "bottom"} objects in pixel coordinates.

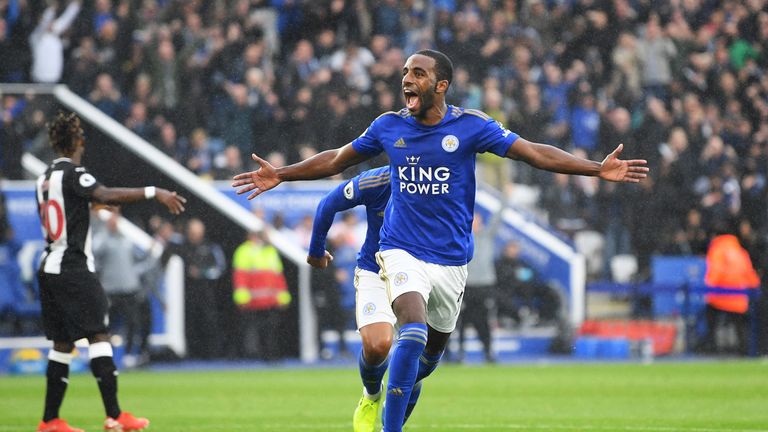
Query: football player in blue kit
[
  {"left": 233, "top": 49, "right": 648, "bottom": 432},
  {"left": 307, "top": 167, "right": 439, "bottom": 431}
]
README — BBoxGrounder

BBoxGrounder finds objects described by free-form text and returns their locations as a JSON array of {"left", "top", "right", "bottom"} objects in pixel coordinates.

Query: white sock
[{"left": 363, "top": 386, "right": 382, "bottom": 401}]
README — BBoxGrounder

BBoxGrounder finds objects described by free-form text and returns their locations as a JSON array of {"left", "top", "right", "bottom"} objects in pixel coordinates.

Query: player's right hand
[
  {"left": 307, "top": 251, "right": 334, "bottom": 269},
  {"left": 231, "top": 154, "right": 281, "bottom": 200},
  {"left": 156, "top": 189, "right": 187, "bottom": 215}
]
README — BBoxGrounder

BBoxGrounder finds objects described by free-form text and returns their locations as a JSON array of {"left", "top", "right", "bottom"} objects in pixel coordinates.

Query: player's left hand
[
  {"left": 307, "top": 251, "right": 334, "bottom": 269},
  {"left": 599, "top": 144, "right": 649, "bottom": 183},
  {"left": 232, "top": 154, "right": 281, "bottom": 200},
  {"left": 156, "top": 189, "right": 187, "bottom": 215}
]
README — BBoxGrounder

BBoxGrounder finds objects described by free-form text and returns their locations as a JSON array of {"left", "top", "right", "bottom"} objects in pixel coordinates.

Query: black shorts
[{"left": 38, "top": 269, "right": 110, "bottom": 342}]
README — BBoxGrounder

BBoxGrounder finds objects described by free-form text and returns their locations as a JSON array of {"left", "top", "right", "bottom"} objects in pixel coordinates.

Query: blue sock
[
  {"left": 383, "top": 323, "right": 428, "bottom": 432},
  {"left": 403, "top": 349, "right": 442, "bottom": 424},
  {"left": 416, "top": 350, "right": 443, "bottom": 382},
  {"left": 359, "top": 350, "right": 389, "bottom": 397},
  {"left": 403, "top": 381, "right": 422, "bottom": 424}
]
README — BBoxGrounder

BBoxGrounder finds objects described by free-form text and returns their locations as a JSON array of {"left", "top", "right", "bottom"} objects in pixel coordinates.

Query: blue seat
[
  {"left": 0, "top": 243, "right": 41, "bottom": 320},
  {"left": 650, "top": 256, "right": 707, "bottom": 317}
]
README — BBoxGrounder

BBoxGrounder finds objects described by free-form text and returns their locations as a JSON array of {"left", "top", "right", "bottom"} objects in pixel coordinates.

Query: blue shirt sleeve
[
  {"left": 475, "top": 118, "right": 519, "bottom": 157},
  {"left": 351, "top": 115, "right": 386, "bottom": 156},
  {"left": 308, "top": 177, "right": 363, "bottom": 258}
]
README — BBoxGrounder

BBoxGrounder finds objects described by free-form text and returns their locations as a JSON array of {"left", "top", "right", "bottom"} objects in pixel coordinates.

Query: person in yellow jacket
[
  {"left": 701, "top": 230, "right": 760, "bottom": 355},
  {"left": 232, "top": 230, "right": 291, "bottom": 360}
]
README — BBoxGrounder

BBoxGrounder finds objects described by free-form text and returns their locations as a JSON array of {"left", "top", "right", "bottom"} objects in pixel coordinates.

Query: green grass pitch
[{"left": 1, "top": 361, "right": 766, "bottom": 431}]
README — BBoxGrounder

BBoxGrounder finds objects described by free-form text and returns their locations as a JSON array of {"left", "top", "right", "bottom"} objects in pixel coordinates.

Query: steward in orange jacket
[
  {"left": 232, "top": 232, "right": 291, "bottom": 311},
  {"left": 704, "top": 234, "right": 760, "bottom": 314}
]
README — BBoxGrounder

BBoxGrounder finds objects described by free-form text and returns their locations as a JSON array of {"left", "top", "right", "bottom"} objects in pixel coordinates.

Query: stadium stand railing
[
  {"left": 587, "top": 280, "right": 762, "bottom": 357},
  {"left": 476, "top": 188, "right": 586, "bottom": 327}
]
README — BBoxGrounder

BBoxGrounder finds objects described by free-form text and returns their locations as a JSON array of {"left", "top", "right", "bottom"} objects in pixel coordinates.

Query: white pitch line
[
  {"left": 0, "top": 425, "right": 351, "bottom": 432},
  {"left": 408, "top": 424, "right": 768, "bottom": 432},
  {"left": 0, "top": 424, "right": 765, "bottom": 432}
]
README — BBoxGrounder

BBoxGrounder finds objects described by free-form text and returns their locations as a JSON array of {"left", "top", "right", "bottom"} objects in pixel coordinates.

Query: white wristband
[{"left": 144, "top": 186, "right": 156, "bottom": 200}]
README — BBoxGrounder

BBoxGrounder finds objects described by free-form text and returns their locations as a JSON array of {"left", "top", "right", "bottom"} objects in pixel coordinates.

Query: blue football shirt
[
  {"left": 351, "top": 106, "right": 519, "bottom": 265},
  {"left": 308, "top": 167, "right": 390, "bottom": 273}
]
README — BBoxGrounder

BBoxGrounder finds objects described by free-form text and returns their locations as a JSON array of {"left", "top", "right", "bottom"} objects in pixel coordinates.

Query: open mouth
[{"left": 404, "top": 88, "right": 420, "bottom": 111}]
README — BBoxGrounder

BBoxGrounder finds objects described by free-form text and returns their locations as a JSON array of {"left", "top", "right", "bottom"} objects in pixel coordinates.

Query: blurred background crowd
[{"left": 2, "top": 0, "right": 768, "bottom": 359}]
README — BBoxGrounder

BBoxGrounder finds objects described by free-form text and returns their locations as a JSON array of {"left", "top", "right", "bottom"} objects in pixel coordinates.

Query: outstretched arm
[
  {"left": 506, "top": 139, "right": 649, "bottom": 183},
  {"left": 92, "top": 186, "right": 187, "bottom": 215},
  {"left": 232, "top": 143, "right": 371, "bottom": 200},
  {"left": 307, "top": 179, "right": 362, "bottom": 268}
]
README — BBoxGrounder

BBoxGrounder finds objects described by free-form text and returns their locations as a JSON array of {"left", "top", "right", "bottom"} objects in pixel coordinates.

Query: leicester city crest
[
  {"left": 363, "top": 302, "right": 376, "bottom": 316},
  {"left": 394, "top": 272, "right": 408, "bottom": 286},
  {"left": 441, "top": 135, "right": 459, "bottom": 153}
]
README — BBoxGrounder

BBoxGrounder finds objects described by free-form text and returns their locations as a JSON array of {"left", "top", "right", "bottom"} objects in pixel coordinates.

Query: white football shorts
[
  {"left": 375, "top": 248, "right": 467, "bottom": 333},
  {"left": 355, "top": 267, "right": 397, "bottom": 329}
]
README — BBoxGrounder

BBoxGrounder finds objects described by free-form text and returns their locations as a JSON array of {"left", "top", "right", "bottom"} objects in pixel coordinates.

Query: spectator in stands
[
  {"left": 569, "top": 88, "right": 601, "bottom": 157},
  {"left": 541, "top": 173, "right": 590, "bottom": 236},
  {"left": 92, "top": 17, "right": 119, "bottom": 78},
  {"left": 184, "top": 128, "right": 214, "bottom": 178},
  {"left": 508, "top": 82, "right": 552, "bottom": 184},
  {"left": 180, "top": 218, "right": 226, "bottom": 359},
  {"left": 636, "top": 14, "right": 677, "bottom": 102},
  {"left": 476, "top": 86, "right": 510, "bottom": 191},
  {"left": 596, "top": 181, "right": 632, "bottom": 280},
  {"left": 738, "top": 219, "right": 767, "bottom": 280},
  {"left": 149, "top": 38, "right": 181, "bottom": 118},
  {"left": 328, "top": 211, "right": 364, "bottom": 329},
  {"left": 29, "top": 0, "right": 81, "bottom": 83},
  {"left": 213, "top": 83, "right": 255, "bottom": 161},
  {"left": 635, "top": 96, "right": 673, "bottom": 171},
  {"left": 626, "top": 175, "right": 661, "bottom": 280},
  {"left": 1, "top": 96, "right": 25, "bottom": 180},
  {"left": 154, "top": 121, "right": 185, "bottom": 162},
  {"left": 312, "top": 239, "right": 350, "bottom": 360},
  {"left": 93, "top": 211, "right": 146, "bottom": 367},
  {"left": 607, "top": 31, "right": 642, "bottom": 109},
  {"left": 283, "top": 39, "right": 320, "bottom": 94},
  {"left": 597, "top": 107, "right": 635, "bottom": 165},
  {"left": 0, "top": 1, "right": 33, "bottom": 84},
  {"left": 329, "top": 40, "right": 375, "bottom": 92},
  {"left": 372, "top": 0, "right": 402, "bottom": 42},
  {"left": 130, "top": 73, "right": 160, "bottom": 119},
  {"left": 126, "top": 218, "right": 172, "bottom": 368},
  {"left": 89, "top": 73, "right": 129, "bottom": 121},
  {"left": 683, "top": 209, "right": 709, "bottom": 256},
  {"left": 459, "top": 210, "right": 502, "bottom": 363},
  {"left": 232, "top": 230, "right": 290, "bottom": 360},
  {"left": 291, "top": 213, "right": 315, "bottom": 251},
  {"left": 495, "top": 241, "right": 561, "bottom": 327},
  {"left": 124, "top": 102, "right": 154, "bottom": 140},
  {"left": 214, "top": 145, "right": 244, "bottom": 180}
]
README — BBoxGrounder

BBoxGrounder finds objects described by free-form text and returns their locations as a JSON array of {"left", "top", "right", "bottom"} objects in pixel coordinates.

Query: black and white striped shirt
[{"left": 36, "top": 158, "right": 102, "bottom": 274}]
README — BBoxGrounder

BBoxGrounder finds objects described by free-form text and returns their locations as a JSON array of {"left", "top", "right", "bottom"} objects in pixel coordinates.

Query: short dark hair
[
  {"left": 415, "top": 49, "right": 453, "bottom": 87},
  {"left": 47, "top": 111, "right": 82, "bottom": 156}
]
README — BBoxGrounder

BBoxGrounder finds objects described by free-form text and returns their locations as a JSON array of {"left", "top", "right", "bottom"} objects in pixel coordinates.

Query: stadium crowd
[{"left": 1, "top": 0, "right": 768, "bottom": 353}]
